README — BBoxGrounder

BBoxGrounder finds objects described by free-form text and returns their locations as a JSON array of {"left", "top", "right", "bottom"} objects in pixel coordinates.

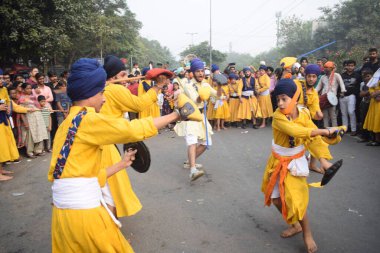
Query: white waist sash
[
  {"left": 260, "top": 89, "right": 270, "bottom": 96},
  {"left": 52, "top": 177, "right": 121, "bottom": 228},
  {"left": 242, "top": 90, "right": 254, "bottom": 97},
  {"left": 272, "top": 140, "right": 309, "bottom": 177}
]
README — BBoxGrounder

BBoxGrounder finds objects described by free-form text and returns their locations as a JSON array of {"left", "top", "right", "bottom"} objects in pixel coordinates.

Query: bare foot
[
  {"left": 216, "top": 128, "right": 221, "bottom": 131},
  {"left": 0, "top": 174, "right": 13, "bottom": 181},
  {"left": 221, "top": 127, "right": 226, "bottom": 130},
  {"left": 259, "top": 125, "right": 265, "bottom": 128},
  {"left": 304, "top": 234, "right": 318, "bottom": 253},
  {"left": 0, "top": 169, "right": 14, "bottom": 174},
  {"left": 309, "top": 165, "right": 324, "bottom": 174},
  {"left": 281, "top": 223, "right": 302, "bottom": 238}
]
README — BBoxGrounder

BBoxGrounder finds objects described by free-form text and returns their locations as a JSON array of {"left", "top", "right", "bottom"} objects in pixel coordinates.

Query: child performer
[
  {"left": 213, "top": 74, "right": 230, "bottom": 131},
  {"left": 257, "top": 65, "right": 273, "bottom": 128},
  {"left": 48, "top": 58, "right": 202, "bottom": 252},
  {"left": 261, "top": 79, "right": 344, "bottom": 253},
  {"left": 228, "top": 73, "right": 242, "bottom": 127},
  {"left": 237, "top": 67, "right": 261, "bottom": 129}
]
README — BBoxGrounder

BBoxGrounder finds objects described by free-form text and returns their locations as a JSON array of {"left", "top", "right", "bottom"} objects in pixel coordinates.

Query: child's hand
[
  {"left": 0, "top": 104, "right": 7, "bottom": 111},
  {"left": 121, "top": 149, "right": 138, "bottom": 168}
]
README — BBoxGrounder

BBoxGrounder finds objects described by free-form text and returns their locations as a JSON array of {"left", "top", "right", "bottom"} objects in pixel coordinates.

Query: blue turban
[
  {"left": 259, "top": 65, "right": 267, "bottom": 71},
  {"left": 0, "top": 68, "right": 3, "bottom": 75},
  {"left": 243, "top": 67, "right": 251, "bottom": 72},
  {"left": 273, "top": 78, "right": 297, "bottom": 98},
  {"left": 142, "top": 67, "right": 150, "bottom": 76},
  {"left": 190, "top": 58, "right": 204, "bottom": 73},
  {"left": 174, "top": 67, "right": 184, "bottom": 75},
  {"left": 305, "top": 64, "right": 321, "bottom": 76},
  {"left": 103, "top": 55, "right": 126, "bottom": 79},
  {"left": 228, "top": 73, "right": 239, "bottom": 80},
  {"left": 67, "top": 58, "right": 106, "bottom": 102},
  {"left": 211, "top": 64, "right": 219, "bottom": 73}
]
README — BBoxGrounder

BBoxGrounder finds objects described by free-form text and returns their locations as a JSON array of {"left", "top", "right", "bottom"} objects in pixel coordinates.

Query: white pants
[
  {"left": 322, "top": 106, "right": 338, "bottom": 128},
  {"left": 185, "top": 134, "right": 212, "bottom": 146},
  {"left": 339, "top": 95, "right": 356, "bottom": 132}
]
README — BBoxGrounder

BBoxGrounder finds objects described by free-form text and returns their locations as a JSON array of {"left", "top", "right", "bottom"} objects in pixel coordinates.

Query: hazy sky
[{"left": 128, "top": 0, "right": 341, "bottom": 58}]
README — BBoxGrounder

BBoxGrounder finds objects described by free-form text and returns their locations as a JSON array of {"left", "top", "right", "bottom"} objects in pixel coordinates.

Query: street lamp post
[{"left": 209, "top": 0, "right": 212, "bottom": 67}]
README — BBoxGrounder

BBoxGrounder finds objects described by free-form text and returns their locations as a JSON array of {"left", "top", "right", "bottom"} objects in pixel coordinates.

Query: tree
[
  {"left": 314, "top": 0, "right": 380, "bottom": 50},
  {"left": 0, "top": 0, "right": 143, "bottom": 69},
  {"left": 180, "top": 41, "right": 226, "bottom": 66},
  {"left": 220, "top": 52, "right": 256, "bottom": 70},
  {"left": 278, "top": 16, "right": 314, "bottom": 57},
  {"left": 133, "top": 37, "right": 176, "bottom": 68}
]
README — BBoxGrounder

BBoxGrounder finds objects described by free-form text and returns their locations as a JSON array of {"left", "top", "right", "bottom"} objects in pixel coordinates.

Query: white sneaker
[
  {"left": 183, "top": 162, "right": 203, "bottom": 169},
  {"left": 189, "top": 169, "right": 205, "bottom": 181}
]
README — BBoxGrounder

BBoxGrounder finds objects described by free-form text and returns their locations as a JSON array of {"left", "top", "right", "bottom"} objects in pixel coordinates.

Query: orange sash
[{"left": 264, "top": 148, "right": 305, "bottom": 221}]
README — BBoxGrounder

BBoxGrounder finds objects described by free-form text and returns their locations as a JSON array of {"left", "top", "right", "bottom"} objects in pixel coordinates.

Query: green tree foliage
[
  {"left": 253, "top": 0, "right": 380, "bottom": 68},
  {"left": 133, "top": 37, "right": 176, "bottom": 68},
  {"left": 180, "top": 41, "right": 226, "bottom": 66},
  {"left": 315, "top": 0, "right": 380, "bottom": 50},
  {"left": 0, "top": 0, "right": 174, "bottom": 70}
]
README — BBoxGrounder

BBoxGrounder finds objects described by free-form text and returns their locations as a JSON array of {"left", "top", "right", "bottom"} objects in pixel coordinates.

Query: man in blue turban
[{"left": 174, "top": 57, "right": 217, "bottom": 181}]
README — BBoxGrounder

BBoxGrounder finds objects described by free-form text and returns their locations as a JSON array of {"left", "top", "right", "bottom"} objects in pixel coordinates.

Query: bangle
[{"left": 327, "top": 129, "right": 331, "bottom": 136}]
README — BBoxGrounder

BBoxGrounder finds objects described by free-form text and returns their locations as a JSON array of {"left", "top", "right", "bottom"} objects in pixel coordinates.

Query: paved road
[{"left": 1, "top": 127, "right": 379, "bottom": 253}]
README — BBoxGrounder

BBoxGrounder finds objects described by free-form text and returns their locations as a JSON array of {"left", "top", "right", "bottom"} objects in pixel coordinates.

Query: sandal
[{"left": 321, "top": 159, "right": 343, "bottom": 186}]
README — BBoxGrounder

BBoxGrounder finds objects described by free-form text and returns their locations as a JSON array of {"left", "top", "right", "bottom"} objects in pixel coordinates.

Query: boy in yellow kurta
[
  {"left": 295, "top": 64, "right": 329, "bottom": 174},
  {"left": 48, "top": 58, "right": 201, "bottom": 252},
  {"left": 257, "top": 65, "right": 273, "bottom": 128},
  {"left": 100, "top": 55, "right": 163, "bottom": 217},
  {"left": 0, "top": 83, "right": 34, "bottom": 181},
  {"left": 228, "top": 73, "right": 242, "bottom": 126},
  {"left": 262, "top": 79, "right": 345, "bottom": 253},
  {"left": 237, "top": 67, "right": 261, "bottom": 129}
]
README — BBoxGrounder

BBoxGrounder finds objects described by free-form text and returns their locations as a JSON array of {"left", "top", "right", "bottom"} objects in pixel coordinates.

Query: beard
[
  {"left": 244, "top": 74, "right": 251, "bottom": 78},
  {"left": 178, "top": 73, "right": 185, "bottom": 79}
]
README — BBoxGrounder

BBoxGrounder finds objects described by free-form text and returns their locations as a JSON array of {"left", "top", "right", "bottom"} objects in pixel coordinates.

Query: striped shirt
[{"left": 40, "top": 107, "right": 51, "bottom": 128}]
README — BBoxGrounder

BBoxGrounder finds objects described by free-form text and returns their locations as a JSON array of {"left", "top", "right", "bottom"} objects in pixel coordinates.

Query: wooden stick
[{"left": 108, "top": 75, "right": 146, "bottom": 83}]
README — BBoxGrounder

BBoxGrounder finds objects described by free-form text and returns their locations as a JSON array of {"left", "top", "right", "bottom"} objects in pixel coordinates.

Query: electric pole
[
  {"left": 186, "top": 32, "right": 198, "bottom": 46},
  {"left": 275, "top": 12, "right": 282, "bottom": 48},
  {"left": 209, "top": 0, "right": 212, "bottom": 67}
]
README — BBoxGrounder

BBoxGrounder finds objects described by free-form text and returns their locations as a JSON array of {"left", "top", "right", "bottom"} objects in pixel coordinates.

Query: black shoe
[
  {"left": 252, "top": 125, "right": 258, "bottom": 129},
  {"left": 242, "top": 124, "right": 246, "bottom": 129}
]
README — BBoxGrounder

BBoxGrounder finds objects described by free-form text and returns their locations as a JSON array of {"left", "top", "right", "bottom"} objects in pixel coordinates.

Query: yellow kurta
[
  {"left": 214, "top": 85, "right": 231, "bottom": 120},
  {"left": 174, "top": 78, "right": 215, "bottom": 140},
  {"left": 100, "top": 83, "right": 157, "bottom": 217},
  {"left": 293, "top": 80, "right": 332, "bottom": 159},
  {"left": 295, "top": 79, "right": 321, "bottom": 120},
  {"left": 48, "top": 106, "right": 158, "bottom": 253},
  {"left": 206, "top": 83, "right": 218, "bottom": 120},
  {"left": 258, "top": 74, "right": 273, "bottom": 118},
  {"left": 363, "top": 85, "right": 380, "bottom": 133},
  {"left": 261, "top": 107, "right": 318, "bottom": 224},
  {"left": 138, "top": 80, "right": 160, "bottom": 119},
  {"left": 0, "top": 87, "right": 19, "bottom": 163},
  {"left": 228, "top": 81, "right": 242, "bottom": 122}
]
